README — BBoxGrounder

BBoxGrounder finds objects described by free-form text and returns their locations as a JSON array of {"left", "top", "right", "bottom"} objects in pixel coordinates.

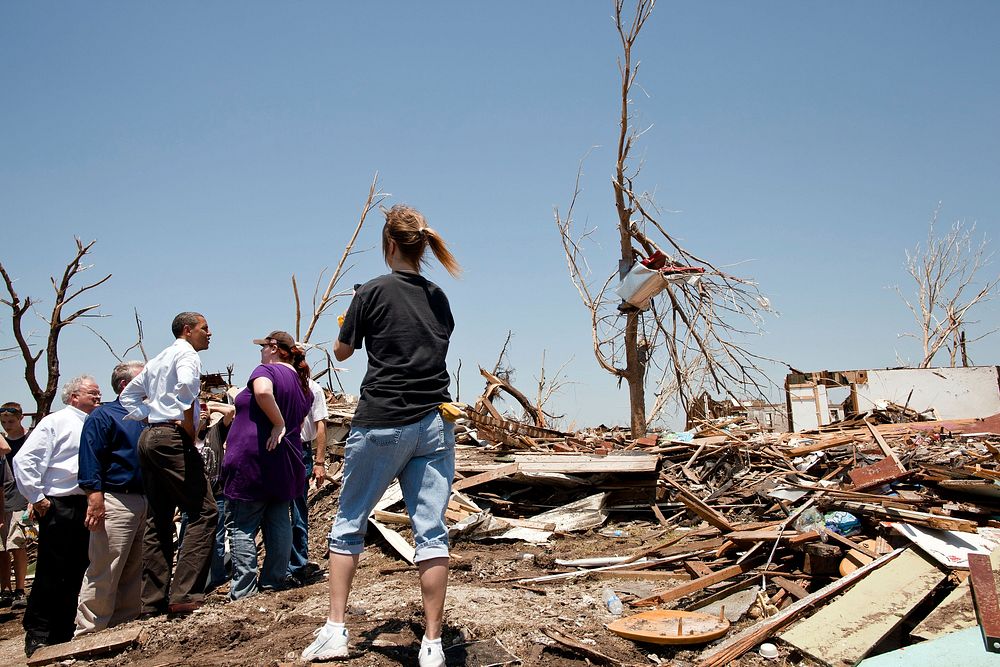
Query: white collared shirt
[
  {"left": 300, "top": 379, "right": 330, "bottom": 442},
  {"left": 120, "top": 338, "right": 202, "bottom": 424},
  {"left": 12, "top": 405, "right": 87, "bottom": 502}
]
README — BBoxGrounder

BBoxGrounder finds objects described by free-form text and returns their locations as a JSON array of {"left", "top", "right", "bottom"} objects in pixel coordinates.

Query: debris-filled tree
[
  {"left": 0, "top": 238, "right": 111, "bottom": 423},
  {"left": 895, "top": 204, "right": 998, "bottom": 368},
  {"left": 556, "top": 0, "right": 773, "bottom": 436}
]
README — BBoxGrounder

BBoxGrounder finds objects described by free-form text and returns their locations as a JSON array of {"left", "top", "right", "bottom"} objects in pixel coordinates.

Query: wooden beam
[
  {"left": 664, "top": 477, "right": 735, "bottom": 533},
  {"left": 27, "top": 628, "right": 145, "bottom": 666},
  {"left": 452, "top": 462, "right": 519, "bottom": 491},
  {"left": 632, "top": 563, "right": 751, "bottom": 607}
]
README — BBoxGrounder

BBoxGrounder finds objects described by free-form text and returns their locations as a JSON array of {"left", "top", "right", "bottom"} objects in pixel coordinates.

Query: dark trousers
[
  {"left": 138, "top": 425, "right": 218, "bottom": 612},
  {"left": 288, "top": 441, "right": 313, "bottom": 576},
  {"left": 23, "top": 495, "right": 89, "bottom": 645}
]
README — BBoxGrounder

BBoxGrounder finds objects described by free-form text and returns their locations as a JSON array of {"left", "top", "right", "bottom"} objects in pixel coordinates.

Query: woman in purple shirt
[{"left": 220, "top": 331, "right": 311, "bottom": 600}]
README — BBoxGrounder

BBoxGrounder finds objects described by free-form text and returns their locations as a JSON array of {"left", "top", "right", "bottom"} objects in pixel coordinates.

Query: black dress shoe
[{"left": 25, "top": 634, "right": 46, "bottom": 658}]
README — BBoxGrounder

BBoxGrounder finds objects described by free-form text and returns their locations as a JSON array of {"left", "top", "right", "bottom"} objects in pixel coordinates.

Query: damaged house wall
[{"left": 786, "top": 365, "right": 1000, "bottom": 432}]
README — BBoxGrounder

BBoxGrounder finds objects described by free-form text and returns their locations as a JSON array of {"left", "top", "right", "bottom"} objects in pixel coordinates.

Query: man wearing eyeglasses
[{"left": 12, "top": 376, "right": 101, "bottom": 657}]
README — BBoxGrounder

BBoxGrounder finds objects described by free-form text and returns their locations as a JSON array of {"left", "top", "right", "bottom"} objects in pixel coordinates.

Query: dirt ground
[{"left": 0, "top": 485, "right": 807, "bottom": 667}]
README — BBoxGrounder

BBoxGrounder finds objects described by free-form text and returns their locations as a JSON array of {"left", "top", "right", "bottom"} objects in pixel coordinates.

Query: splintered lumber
[
  {"left": 830, "top": 500, "right": 979, "bottom": 533},
  {"left": 541, "top": 626, "right": 620, "bottom": 666},
  {"left": 27, "top": 627, "right": 145, "bottom": 666},
  {"left": 968, "top": 552, "right": 1000, "bottom": 652},
  {"left": 369, "top": 518, "right": 415, "bottom": 564},
  {"left": 664, "top": 478, "right": 735, "bottom": 532},
  {"left": 779, "top": 549, "right": 947, "bottom": 667},
  {"left": 451, "top": 462, "right": 519, "bottom": 491},
  {"left": 632, "top": 563, "right": 751, "bottom": 607},
  {"left": 456, "top": 453, "right": 658, "bottom": 474},
  {"left": 697, "top": 549, "right": 905, "bottom": 667}
]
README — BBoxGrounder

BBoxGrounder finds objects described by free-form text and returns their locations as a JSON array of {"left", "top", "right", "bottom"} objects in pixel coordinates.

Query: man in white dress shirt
[
  {"left": 13, "top": 375, "right": 101, "bottom": 657},
  {"left": 120, "top": 312, "right": 217, "bottom": 616}
]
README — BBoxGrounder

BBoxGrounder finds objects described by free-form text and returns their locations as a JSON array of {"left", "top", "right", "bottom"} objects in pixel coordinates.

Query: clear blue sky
[{"left": 2, "top": 1, "right": 998, "bottom": 428}]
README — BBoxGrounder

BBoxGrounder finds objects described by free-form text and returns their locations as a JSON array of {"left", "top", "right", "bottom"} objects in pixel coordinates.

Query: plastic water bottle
[{"left": 601, "top": 587, "right": 623, "bottom": 615}]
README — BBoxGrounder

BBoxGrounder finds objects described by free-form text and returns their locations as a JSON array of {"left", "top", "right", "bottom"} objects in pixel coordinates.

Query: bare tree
[
  {"left": 293, "top": 173, "right": 388, "bottom": 344},
  {"left": 896, "top": 205, "right": 998, "bottom": 368},
  {"left": 555, "top": 0, "right": 774, "bottom": 435},
  {"left": 0, "top": 238, "right": 111, "bottom": 423}
]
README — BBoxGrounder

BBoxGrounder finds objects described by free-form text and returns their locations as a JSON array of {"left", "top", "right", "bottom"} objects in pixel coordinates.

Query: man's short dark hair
[{"left": 171, "top": 312, "right": 204, "bottom": 338}]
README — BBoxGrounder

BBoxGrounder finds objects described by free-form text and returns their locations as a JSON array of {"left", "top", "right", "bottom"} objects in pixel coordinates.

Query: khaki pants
[{"left": 75, "top": 492, "right": 147, "bottom": 635}]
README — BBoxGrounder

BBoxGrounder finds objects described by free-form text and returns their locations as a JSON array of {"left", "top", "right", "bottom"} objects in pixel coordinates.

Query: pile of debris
[{"left": 340, "top": 389, "right": 1000, "bottom": 665}]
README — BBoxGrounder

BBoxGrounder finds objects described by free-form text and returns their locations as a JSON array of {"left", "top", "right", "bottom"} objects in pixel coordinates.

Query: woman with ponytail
[
  {"left": 220, "top": 330, "right": 312, "bottom": 600},
  {"left": 302, "top": 205, "right": 460, "bottom": 666}
]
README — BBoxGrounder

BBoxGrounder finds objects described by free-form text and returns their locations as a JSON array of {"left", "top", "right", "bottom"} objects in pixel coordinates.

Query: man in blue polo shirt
[{"left": 75, "top": 361, "right": 146, "bottom": 635}]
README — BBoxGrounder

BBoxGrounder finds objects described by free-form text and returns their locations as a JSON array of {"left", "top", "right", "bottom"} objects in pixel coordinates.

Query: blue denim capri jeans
[{"left": 329, "top": 410, "right": 455, "bottom": 562}]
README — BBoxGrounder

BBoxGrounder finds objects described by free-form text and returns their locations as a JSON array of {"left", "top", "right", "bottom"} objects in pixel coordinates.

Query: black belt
[{"left": 148, "top": 422, "right": 181, "bottom": 429}]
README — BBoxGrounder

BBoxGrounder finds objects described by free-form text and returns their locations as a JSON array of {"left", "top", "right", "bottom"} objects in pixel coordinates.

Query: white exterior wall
[
  {"left": 854, "top": 366, "right": 1000, "bottom": 420},
  {"left": 789, "top": 384, "right": 830, "bottom": 432}
]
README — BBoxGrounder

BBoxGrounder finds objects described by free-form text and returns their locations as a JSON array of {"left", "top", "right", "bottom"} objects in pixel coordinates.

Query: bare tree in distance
[
  {"left": 555, "top": 0, "right": 775, "bottom": 436},
  {"left": 896, "top": 204, "right": 998, "bottom": 368},
  {"left": 0, "top": 238, "right": 111, "bottom": 423},
  {"left": 291, "top": 173, "right": 388, "bottom": 389}
]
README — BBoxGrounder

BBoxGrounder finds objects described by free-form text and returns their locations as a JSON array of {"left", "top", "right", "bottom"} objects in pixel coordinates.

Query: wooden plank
[
  {"left": 772, "top": 576, "right": 810, "bottom": 601},
  {"left": 779, "top": 549, "right": 947, "bottom": 667},
  {"left": 665, "top": 478, "right": 735, "bottom": 533},
  {"left": 632, "top": 563, "right": 750, "bottom": 607},
  {"left": 591, "top": 570, "right": 691, "bottom": 582},
  {"left": 968, "top": 552, "right": 1000, "bottom": 652},
  {"left": 369, "top": 518, "right": 415, "bottom": 564},
  {"left": 27, "top": 627, "right": 144, "bottom": 666},
  {"left": 455, "top": 453, "right": 659, "bottom": 474},
  {"left": 683, "top": 560, "right": 714, "bottom": 578},
  {"left": 452, "top": 462, "right": 519, "bottom": 491}
]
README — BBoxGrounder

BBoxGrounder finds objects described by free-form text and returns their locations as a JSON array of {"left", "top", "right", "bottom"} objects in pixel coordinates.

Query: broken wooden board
[
  {"left": 664, "top": 477, "right": 735, "bottom": 532},
  {"left": 632, "top": 562, "right": 752, "bottom": 607},
  {"left": 452, "top": 462, "right": 519, "bottom": 492},
  {"left": 912, "top": 547, "right": 1000, "bottom": 642},
  {"left": 779, "top": 548, "right": 947, "bottom": 667},
  {"left": 969, "top": 552, "right": 1000, "bottom": 653},
  {"left": 849, "top": 456, "right": 910, "bottom": 491},
  {"left": 27, "top": 627, "right": 144, "bottom": 666},
  {"left": 456, "top": 453, "right": 658, "bottom": 474},
  {"left": 606, "top": 609, "right": 729, "bottom": 645},
  {"left": 369, "top": 517, "right": 415, "bottom": 564},
  {"left": 500, "top": 492, "right": 608, "bottom": 542}
]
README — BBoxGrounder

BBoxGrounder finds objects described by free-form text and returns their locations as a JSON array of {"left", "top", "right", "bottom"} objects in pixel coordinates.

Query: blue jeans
[
  {"left": 329, "top": 410, "right": 454, "bottom": 563},
  {"left": 225, "top": 498, "right": 292, "bottom": 600},
  {"left": 288, "top": 443, "right": 313, "bottom": 577}
]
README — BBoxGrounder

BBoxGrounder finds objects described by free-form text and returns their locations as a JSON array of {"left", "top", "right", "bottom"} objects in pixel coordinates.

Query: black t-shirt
[{"left": 339, "top": 271, "right": 454, "bottom": 427}]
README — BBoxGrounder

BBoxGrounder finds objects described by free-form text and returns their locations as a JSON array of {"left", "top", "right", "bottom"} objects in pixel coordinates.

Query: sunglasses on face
[{"left": 0, "top": 408, "right": 21, "bottom": 415}]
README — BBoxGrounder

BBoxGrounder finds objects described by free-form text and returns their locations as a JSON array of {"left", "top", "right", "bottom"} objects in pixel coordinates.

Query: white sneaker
[
  {"left": 418, "top": 641, "right": 446, "bottom": 667},
  {"left": 301, "top": 624, "right": 349, "bottom": 661}
]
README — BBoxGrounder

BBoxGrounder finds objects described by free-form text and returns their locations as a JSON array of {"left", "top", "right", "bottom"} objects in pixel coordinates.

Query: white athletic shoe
[
  {"left": 418, "top": 641, "right": 446, "bottom": 667},
  {"left": 301, "top": 624, "right": 349, "bottom": 661}
]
